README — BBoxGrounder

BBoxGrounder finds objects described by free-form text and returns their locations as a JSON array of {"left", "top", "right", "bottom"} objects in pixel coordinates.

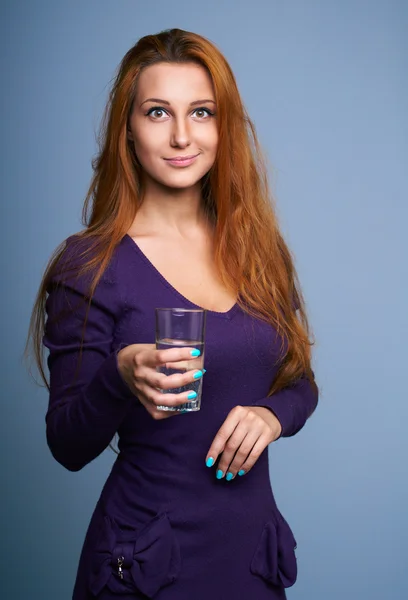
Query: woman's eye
[
  {"left": 147, "top": 108, "right": 168, "bottom": 119},
  {"left": 193, "top": 108, "right": 213, "bottom": 119}
]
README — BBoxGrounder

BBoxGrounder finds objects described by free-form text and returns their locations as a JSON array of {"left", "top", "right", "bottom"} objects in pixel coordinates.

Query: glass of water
[{"left": 155, "top": 308, "right": 206, "bottom": 412}]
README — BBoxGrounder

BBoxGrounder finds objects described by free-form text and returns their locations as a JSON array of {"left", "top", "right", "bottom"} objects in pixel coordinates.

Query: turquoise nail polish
[
  {"left": 187, "top": 391, "right": 197, "bottom": 400},
  {"left": 226, "top": 472, "right": 234, "bottom": 481},
  {"left": 193, "top": 370, "right": 203, "bottom": 379},
  {"left": 216, "top": 469, "right": 224, "bottom": 479},
  {"left": 238, "top": 470, "right": 245, "bottom": 476},
  {"left": 206, "top": 457, "right": 214, "bottom": 467},
  {"left": 191, "top": 349, "right": 201, "bottom": 357},
  {"left": 203, "top": 369, "right": 207, "bottom": 374}
]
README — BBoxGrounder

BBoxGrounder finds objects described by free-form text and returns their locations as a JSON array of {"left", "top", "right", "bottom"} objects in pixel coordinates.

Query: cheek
[
  {"left": 133, "top": 135, "right": 162, "bottom": 165},
  {"left": 131, "top": 119, "right": 165, "bottom": 156},
  {"left": 201, "top": 126, "right": 218, "bottom": 153}
]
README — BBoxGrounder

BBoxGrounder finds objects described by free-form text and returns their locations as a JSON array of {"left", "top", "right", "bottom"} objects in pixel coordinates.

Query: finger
[
  {"left": 163, "top": 359, "right": 202, "bottom": 371},
  {"left": 216, "top": 421, "right": 253, "bottom": 479},
  {"left": 153, "top": 347, "right": 202, "bottom": 368},
  {"left": 236, "top": 433, "right": 270, "bottom": 476},
  {"left": 223, "top": 430, "right": 261, "bottom": 480},
  {"left": 146, "top": 386, "right": 199, "bottom": 409},
  {"left": 131, "top": 362, "right": 203, "bottom": 393},
  {"left": 205, "top": 406, "right": 247, "bottom": 471},
  {"left": 140, "top": 390, "right": 195, "bottom": 419},
  {"left": 148, "top": 405, "right": 187, "bottom": 420},
  {"left": 152, "top": 367, "right": 204, "bottom": 391}
]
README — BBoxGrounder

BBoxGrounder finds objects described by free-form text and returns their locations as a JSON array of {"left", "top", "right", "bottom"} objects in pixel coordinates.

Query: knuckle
[
  {"left": 134, "top": 365, "right": 148, "bottom": 384},
  {"left": 235, "top": 448, "right": 247, "bottom": 461},
  {"left": 216, "top": 431, "right": 229, "bottom": 443},
  {"left": 156, "top": 350, "right": 167, "bottom": 364},
  {"left": 224, "top": 440, "right": 236, "bottom": 453},
  {"left": 151, "top": 391, "right": 164, "bottom": 406},
  {"left": 144, "top": 400, "right": 157, "bottom": 417},
  {"left": 154, "top": 373, "right": 167, "bottom": 390},
  {"left": 152, "top": 410, "right": 165, "bottom": 421},
  {"left": 133, "top": 352, "right": 143, "bottom": 368},
  {"left": 234, "top": 405, "right": 249, "bottom": 418},
  {"left": 157, "top": 374, "right": 171, "bottom": 390}
]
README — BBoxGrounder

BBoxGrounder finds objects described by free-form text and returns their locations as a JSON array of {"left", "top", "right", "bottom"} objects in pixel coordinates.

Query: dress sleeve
[
  {"left": 251, "top": 373, "right": 319, "bottom": 438},
  {"left": 42, "top": 237, "right": 135, "bottom": 471}
]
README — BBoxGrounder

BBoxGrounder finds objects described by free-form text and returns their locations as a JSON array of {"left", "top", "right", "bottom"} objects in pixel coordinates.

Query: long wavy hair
[{"left": 26, "top": 27, "right": 317, "bottom": 397}]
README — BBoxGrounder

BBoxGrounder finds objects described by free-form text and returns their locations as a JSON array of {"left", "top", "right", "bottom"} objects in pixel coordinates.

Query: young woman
[{"left": 28, "top": 28, "right": 319, "bottom": 600}]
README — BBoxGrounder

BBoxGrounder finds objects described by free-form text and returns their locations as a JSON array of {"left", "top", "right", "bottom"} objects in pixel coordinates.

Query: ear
[{"left": 127, "top": 129, "right": 133, "bottom": 142}]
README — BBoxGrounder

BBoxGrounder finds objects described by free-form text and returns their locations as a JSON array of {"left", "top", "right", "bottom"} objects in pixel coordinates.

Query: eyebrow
[{"left": 140, "top": 98, "right": 216, "bottom": 108}]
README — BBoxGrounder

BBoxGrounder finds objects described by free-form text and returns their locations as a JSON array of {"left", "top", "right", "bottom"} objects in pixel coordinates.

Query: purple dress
[{"left": 43, "top": 234, "right": 318, "bottom": 600}]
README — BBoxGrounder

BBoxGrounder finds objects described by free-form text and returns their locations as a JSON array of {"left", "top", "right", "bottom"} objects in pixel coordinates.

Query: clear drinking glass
[{"left": 155, "top": 308, "right": 206, "bottom": 412}]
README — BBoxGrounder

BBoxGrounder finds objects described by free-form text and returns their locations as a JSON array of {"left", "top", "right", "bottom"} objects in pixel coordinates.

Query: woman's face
[{"left": 127, "top": 62, "right": 218, "bottom": 191}]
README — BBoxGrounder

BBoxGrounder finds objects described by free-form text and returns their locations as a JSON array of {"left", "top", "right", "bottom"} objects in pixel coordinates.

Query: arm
[
  {"left": 43, "top": 240, "right": 134, "bottom": 471},
  {"left": 205, "top": 374, "right": 318, "bottom": 480},
  {"left": 251, "top": 373, "right": 319, "bottom": 438}
]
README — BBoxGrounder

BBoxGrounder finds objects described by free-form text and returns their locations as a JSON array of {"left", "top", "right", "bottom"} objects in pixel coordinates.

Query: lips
[{"left": 163, "top": 153, "right": 200, "bottom": 167}]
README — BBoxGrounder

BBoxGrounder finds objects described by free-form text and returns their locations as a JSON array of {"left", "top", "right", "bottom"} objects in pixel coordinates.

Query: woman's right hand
[{"left": 117, "top": 344, "right": 203, "bottom": 420}]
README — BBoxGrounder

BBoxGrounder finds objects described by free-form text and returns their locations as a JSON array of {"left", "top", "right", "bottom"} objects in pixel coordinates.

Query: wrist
[
  {"left": 251, "top": 406, "right": 282, "bottom": 440},
  {"left": 116, "top": 345, "right": 135, "bottom": 384}
]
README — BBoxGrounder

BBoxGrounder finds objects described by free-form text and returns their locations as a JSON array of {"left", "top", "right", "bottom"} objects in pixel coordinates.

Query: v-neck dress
[{"left": 43, "top": 234, "right": 319, "bottom": 600}]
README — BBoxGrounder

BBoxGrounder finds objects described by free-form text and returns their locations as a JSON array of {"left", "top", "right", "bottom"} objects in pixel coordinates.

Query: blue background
[{"left": 1, "top": 1, "right": 407, "bottom": 598}]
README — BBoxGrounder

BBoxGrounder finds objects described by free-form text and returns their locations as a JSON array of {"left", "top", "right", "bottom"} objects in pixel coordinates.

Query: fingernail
[
  {"left": 226, "top": 472, "right": 234, "bottom": 481},
  {"left": 187, "top": 391, "right": 197, "bottom": 399},
  {"left": 191, "top": 349, "right": 201, "bottom": 357},
  {"left": 238, "top": 470, "right": 245, "bottom": 476},
  {"left": 206, "top": 457, "right": 214, "bottom": 467},
  {"left": 193, "top": 370, "right": 203, "bottom": 379},
  {"left": 203, "top": 369, "right": 207, "bottom": 374},
  {"left": 216, "top": 469, "right": 224, "bottom": 479}
]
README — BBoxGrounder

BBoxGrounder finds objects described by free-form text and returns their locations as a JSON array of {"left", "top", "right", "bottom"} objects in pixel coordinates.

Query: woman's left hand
[{"left": 205, "top": 406, "right": 282, "bottom": 480}]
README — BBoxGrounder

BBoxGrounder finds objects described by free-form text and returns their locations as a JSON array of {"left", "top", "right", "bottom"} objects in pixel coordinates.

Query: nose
[{"left": 170, "top": 115, "right": 191, "bottom": 149}]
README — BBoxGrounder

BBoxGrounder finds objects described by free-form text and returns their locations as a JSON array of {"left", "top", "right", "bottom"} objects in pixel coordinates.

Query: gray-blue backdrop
[{"left": 2, "top": 1, "right": 407, "bottom": 598}]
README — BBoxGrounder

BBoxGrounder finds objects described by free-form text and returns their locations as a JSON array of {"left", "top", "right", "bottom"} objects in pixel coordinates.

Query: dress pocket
[
  {"left": 88, "top": 512, "right": 181, "bottom": 598},
  {"left": 250, "top": 510, "right": 298, "bottom": 588}
]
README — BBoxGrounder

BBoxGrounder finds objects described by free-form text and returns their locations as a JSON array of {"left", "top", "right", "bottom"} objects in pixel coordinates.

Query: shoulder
[
  {"left": 51, "top": 232, "right": 133, "bottom": 280},
  {"left": 47, "top": 233, "right": 133, "bottom": 308}
]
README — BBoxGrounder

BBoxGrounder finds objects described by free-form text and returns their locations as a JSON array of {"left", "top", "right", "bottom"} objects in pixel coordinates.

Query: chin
[
  {"left": 156, "top": 172, "right": 209, "bottom": 190},
  {"left": 165, "top": 180, "right": 201, "bottom": 191}
]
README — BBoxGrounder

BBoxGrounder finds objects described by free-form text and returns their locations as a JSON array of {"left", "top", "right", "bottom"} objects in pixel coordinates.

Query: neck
[{"left": 132, "top": 177, "right": 211, "bottom": 238}]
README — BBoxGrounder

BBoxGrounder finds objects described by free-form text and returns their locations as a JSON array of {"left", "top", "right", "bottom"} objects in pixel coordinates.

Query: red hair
[{"left": 27, "top": 28, "right": 317, "bottom": 397}]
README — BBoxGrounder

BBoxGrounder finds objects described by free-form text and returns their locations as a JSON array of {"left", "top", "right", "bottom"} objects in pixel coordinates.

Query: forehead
[{"left": 135, "top": 62, "right": 215, "bottom": 103}]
